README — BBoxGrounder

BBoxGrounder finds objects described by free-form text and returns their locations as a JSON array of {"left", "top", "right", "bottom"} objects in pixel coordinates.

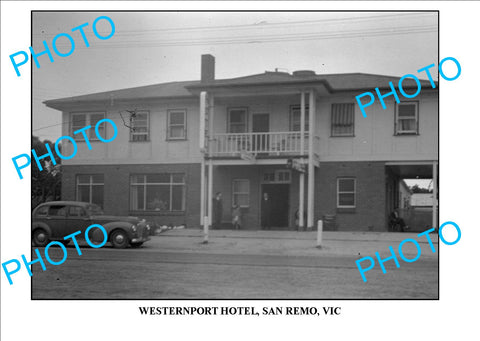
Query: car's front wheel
[
  {"left": 110, "top": 230, "right": 128, "bottom": 249},
  {"left": 32, "top": 229, "right": 50, "bottom": 247}
]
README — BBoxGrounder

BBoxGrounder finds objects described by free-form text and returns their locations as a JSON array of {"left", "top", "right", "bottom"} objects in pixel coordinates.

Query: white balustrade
[{"left": 209, "top": 132, "right": 315, "bottom": 156}]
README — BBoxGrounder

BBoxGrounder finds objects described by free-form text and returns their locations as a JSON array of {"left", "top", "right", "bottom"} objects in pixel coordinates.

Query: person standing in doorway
[
  {"left": 261, "top": 192, "right": 271, "bottom": 230},
  {"left": 213, "top": 192, "right": 223, "bottom": 229}
]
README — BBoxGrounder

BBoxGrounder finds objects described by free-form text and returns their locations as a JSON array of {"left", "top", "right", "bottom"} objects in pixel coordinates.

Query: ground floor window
[
  {"left": 232, "top": 179, "right": 250, "bottom": 207},
  {"left": 337, "top": 177, "right": 356, "bottom": 208},
  {"left": 76, "top": 174, "right": 104, "bottom": 207},
  {"left": 130, "top": 173, "right": 186, "bottom": 211}
]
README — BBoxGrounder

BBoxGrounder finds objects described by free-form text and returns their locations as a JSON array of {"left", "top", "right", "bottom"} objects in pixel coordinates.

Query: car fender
[
  {"left": 31, "top": 222, "right": 52, "bottom": 238},
  {"left": 101, "top": 221, "right": 134, "bottom": 241}
]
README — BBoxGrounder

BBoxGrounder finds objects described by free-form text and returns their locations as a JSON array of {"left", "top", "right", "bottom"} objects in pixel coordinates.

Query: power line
[
  {"left": 33, "top": 12, "right": 436, "bottom": 38},
  {"left": 49, "top": 24, "right": 437, "bottom": 50}
]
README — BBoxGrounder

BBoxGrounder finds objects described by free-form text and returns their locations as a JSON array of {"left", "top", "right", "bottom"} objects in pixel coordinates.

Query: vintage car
[{"left": 32, "top": 201, "right": 150, "bottom": 248}]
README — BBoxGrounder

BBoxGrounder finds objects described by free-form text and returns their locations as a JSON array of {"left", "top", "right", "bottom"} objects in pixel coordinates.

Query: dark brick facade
[
  {"left": 62, "top": 163, "right": 201, "bottom": 228},
  {"left": 314, "top": 161, "right": 387, "bottom": 231},
  {"left": 62, "top": 161, "right": 388, "bottom": 231}
]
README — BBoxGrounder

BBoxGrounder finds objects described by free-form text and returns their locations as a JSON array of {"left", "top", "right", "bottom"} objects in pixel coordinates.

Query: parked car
[{"left": 32, "top": 201, "right": 150, "bottom": 248}]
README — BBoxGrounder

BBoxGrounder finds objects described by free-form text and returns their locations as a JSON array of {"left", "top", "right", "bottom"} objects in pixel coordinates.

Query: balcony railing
[{"left": 208, "top": 132, "right": 317, "bottom": 157}]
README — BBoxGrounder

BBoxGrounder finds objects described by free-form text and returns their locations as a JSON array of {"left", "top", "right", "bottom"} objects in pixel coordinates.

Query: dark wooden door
[{"left": 252, "top": 114, "right": 269, "bottom": 152}]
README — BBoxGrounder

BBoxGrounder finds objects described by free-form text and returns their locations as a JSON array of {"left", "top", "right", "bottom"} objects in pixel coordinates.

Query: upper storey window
[
  {"left": 395, "top": 102, "right": 419, "bottom": 135},
  {"left": 71, "top": 112, "right": 105, "bottom": 140},
  {"left": 331, "top": 103, "right": 354, "bottom": 137}
]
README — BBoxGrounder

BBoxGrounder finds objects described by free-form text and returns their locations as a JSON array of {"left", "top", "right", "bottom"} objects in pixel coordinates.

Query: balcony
[{"left": 208, "top": 132, "right": 318, "bottom": 158}]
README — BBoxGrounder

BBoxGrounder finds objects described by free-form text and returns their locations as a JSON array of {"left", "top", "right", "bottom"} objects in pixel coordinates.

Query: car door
[
  {"left": 46, "top": 204, "right": 68, "bottom": 238},
  {"left": 66, "top": 205, "right": 92, "bottom": 238}
]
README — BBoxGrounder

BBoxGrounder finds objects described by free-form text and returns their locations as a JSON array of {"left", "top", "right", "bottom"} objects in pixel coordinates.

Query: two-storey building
[{"left": 44, "top": 54, "right": 438, "bottom": 231}]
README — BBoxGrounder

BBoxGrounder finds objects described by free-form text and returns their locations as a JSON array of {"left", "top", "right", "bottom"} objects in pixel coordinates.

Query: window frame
[
  {"left": 331, "top": 103, "right": 355, "bottom": 137},
  {"left": 76, "top": 174, "right": 105, "bottom": 207},
  {"left": 395, "top": 101, "right": 419, "bottom": 135},
  {"left": 167, "top": 109, "right": 187, "bottom": 141},
  {"left": 289, "top": 105, "right": 309, "bottom": 132},
  {"left": 129, "top": 173, "right": 186, "bottom": 212},
  {"left": 337, "top": 177, "right": 356, "bottom": 209},
  {"left": 130, "top": 110, "right": 150, "bottom": 142},
  {"left": 70, "top": 112, "right": 106, "bottom": 141},
  {"left": 232, "top": 179, "right": 250, "bottom": 208},
  {"left": 227, "top": 107, "right": 248, "bottom": 133}
]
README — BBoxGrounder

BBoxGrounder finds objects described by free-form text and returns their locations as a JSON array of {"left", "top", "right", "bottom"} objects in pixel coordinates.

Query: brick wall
[
  {"left": 62, "top": 163, "right": 201, "bottom": 228},
  {"left": 314, "top": 161, "right": 387, "bottom": 231},
  {"left": 62, "top": 161, "right": 387, "bottom": 231}
]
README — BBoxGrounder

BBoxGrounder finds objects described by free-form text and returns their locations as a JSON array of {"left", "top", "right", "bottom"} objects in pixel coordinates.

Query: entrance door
[
  {"left": 261, "top": 184, "right": 289, "bottom": 228},
  {"left": 252, "top": 114, "right": 269, "bottom": 152}
]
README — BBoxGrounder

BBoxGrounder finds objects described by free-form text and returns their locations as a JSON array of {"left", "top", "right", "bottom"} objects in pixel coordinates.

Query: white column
[
  {"left": 208, "top": 159, "right": 213, "bottom": 227},
  {"left": 307, "top": 90, "right": 316, "bottom": 230},
  {"left": 299, "top": 172, "right": 305, "bottom": 230},
  {"left": 300, "top": 91, "right": 306, "bottom": 155},
  {"left": 199, "top": 92, "right": 207, "bottom": 226},
  {"left": 432, "top": 161, "right": 438, "bottom": 230},
  {"left": 299, "top": 91, "right": 306, "bottom": 230},
  {"left": 200, "top": 158, "right": 205, "bottom": 226},
  {"left": 207, "top": 94, "right": 215, "bottom": 228}
]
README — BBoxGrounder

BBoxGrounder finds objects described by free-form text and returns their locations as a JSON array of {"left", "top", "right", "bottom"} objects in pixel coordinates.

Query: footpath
[{"left": 151, "top": 228, "right": 439, "bottom": 258}]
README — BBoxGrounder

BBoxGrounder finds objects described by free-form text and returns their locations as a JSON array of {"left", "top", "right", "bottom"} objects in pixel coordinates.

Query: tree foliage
[
  {"left": 31, "top": 135, "right": 62, "bottom": 209},
  {"left": 410, "top": 184, "right": 432, "bottom": 193}
]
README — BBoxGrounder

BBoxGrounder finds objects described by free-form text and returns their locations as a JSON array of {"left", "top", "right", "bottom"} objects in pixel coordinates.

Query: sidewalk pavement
[{"left": 151, "top": 228, "right": 439, "bottom": 258}]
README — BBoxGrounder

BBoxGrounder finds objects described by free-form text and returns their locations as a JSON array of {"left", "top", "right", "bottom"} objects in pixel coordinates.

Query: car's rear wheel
[
  {"left": 32, "top": 229, "right": 49, "bottom": 247},
  {"left": 110, "top": 230, "right": 128, "bottom": 249},
  {"left": 130, "top": 242, "right": 143, "bottom": 248}
]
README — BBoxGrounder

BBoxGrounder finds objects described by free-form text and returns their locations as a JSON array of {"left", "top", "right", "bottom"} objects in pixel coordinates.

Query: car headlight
[{"left": 131, "top": 225, "right": 137, "bottom": 232}]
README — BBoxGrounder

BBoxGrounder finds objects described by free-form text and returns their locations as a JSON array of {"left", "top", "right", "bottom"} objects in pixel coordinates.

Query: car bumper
[{"left": 131, "top": 236, "right": 150, "bottom": 243}]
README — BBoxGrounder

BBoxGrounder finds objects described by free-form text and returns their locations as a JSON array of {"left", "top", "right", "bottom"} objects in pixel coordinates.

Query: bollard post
[
  {"left": 316, "top": 220, "right": 323, "bottom": 249},
  {"left": 202, "top": 216, "right": 209, "bottom": 244}
]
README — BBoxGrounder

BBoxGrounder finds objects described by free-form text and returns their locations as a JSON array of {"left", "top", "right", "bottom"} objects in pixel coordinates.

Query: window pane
[
  {"left": 169, "top": 111, "right": 185, "bottom": 125},
  {"left": 72, "top": 114, "right": 86, "bottom": 137},
  {"left": 77, "top": 185, "right": 90, "bottom": 202},
  {"left": 229, "top": 124, "right": 245, "bottom": 133},
  {"left": 147, "top": 174, "right": 170, "bottom": 183},
  {"left": 131, "top": 112, "right": 149, "bottom": 141},
  {"left": 331, "top": 103, "right": 354, "bottom": 136},
  {"left": 171, "top": 185, "right": 185, "bottom": 211},
  {"left": 48, "top": 205, "right": 67, "bottom": 217},
  {"left": 339, "top": 193, "right": 355, "bottom": 206},
  {"left": 172, "top": 174, "right": 185, "bottom": 183},
  {"left": 146, "top": 184, "right": 170, "bottom": 210},
  {"left": 130, "top": 184, "right": 144, "bottom": 210},
  {"left": 170, "top": 126, "right": 185, "bottom": 138},
  {"left": 36, "top": 206, "right": 48, "bottom": 216},
  {"left": 290, "top": 107, "right": 309, "bottom": 131},
  {"left": 69, "top": 206, "right": 85, "bottom": 217},
  {"left": 72, "top": 114, "right": 86, "bottom": 128},
  {"left": 90, "top": 113, "right": 105, "bottom": 139},
  {"left": 399, "top": 119, "right": 416, "bottom": 131},
  {"left": 77, "top": 174, "right": 90, "bottom": 184},
  {"left": 91, "top": 174, "right": 104, "bottom": 184},
  {"left": 339, "top": 179, "right": 355, "bottom": 192},
  {"left": 131, "top": 175, "right": 145, "bottom": 184},
  {"left": 132, "top": 134, "right": 148, "bottom": 142},
  {"left": 230, "top": 110, "right": 245, "bottom": 124},
  {"left": 398, "top": 104, "right": 416, "bottom": 117},
  {"left": 91, "top": 186, "right": 104, "bottom": 208}
]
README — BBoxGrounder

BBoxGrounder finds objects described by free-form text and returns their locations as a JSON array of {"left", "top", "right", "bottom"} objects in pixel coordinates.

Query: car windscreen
[{"left": 86, "top": 204, "right": 104, "bottom": 215}]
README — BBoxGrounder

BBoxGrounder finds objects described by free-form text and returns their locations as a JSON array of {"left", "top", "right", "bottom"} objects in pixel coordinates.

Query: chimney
[{"left": 201, "top": 54, "right": 215, "bottom": 83}]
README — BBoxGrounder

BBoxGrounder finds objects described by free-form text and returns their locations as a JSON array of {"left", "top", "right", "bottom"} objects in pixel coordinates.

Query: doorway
[
  {"left": 252, "top": 113, "right": 269, "bottom": 152},
  {"left": 261, "top": 184, "right": 289, "bottom": 228}
]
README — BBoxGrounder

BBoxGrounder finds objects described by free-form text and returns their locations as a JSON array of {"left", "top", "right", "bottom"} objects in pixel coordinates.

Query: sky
[{"left": 32, "top": 11, "right": 438, "bottom": 146}]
